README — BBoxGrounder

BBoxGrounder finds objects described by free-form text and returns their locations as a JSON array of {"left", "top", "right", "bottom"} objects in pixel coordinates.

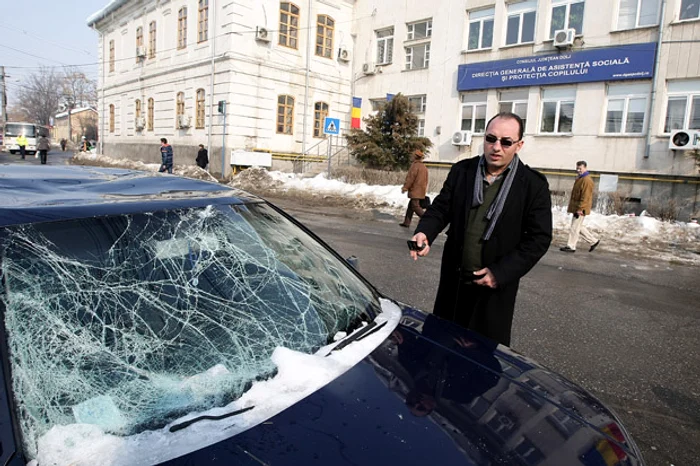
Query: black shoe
[
  {"left": 589, "top": 240, "right": 600, "bottom": 252},
  {"left": 559, "top": 246, "right": 575, "bottom": 253},
  {"left": 399, "top": 223, "right": 410, "bottom": 228}
]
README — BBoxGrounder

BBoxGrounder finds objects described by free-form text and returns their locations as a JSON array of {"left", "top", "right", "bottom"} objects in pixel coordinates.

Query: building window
[
  {"left": 148, "top": 21, "right": 156, "bottom": 58},
  {"left": 506, "top": 1, "right": 537, "bottom": 46},
  {"left": 147, "top": 98, "right": 154, "bottom": 131},
  {"left": 277, "top": 95, "right": 295, "bottom": 134},
  {"left": 664, "top": 80, "right": 700, "bottom": 132},
  {"left": 196, "top": 89, "right": 205, "bottom": 129},
  {"left": 316, "top": 15, "right": 334, "bottom": 58},
  {"left": 370, "top": 99, "right": 385, "bottom": 111},
  {"left": 405, "top": 43, "right": 430, "bottom": 70},
  {"left": 550, "top": 0, "right": 585, "bottom": 38},
  {"left": 680, "top": 0, "right": 700, "bottom": 20},
  {"left": 198, "top": 0, "right": 208, "bottom": 43},
  {"left": 418, "top": 119, "right": 426, "bottom": 136},
  {"left": 279, "top": 2, "right": 300, "bottom": 49},
  {"left": 176, "top": 92, "right": 185, "bottom": 120},
  {"left": 109, "top": 104, "right": 115, "bottom": 133},
  {"left": 407, "top": 19, "right": 432, "bottom": 40},
  {"left": 136, "top": 27, "right": 143, "bottom": 62},
  {"left": 135, "top": 99, "right": 142, "bottom": 119},
  {"left": 178, "top": 7, "right": 188, "bottom": 49},
  {"left": 376, "top": 28, "right": 394, "bottom": 65},
  {"left": 468, "top": 8, "right": 495, "bottom": 51},
  {"left": 604, "top": 83, "right": 650, "bottom": 134},
  {"left": 407, "top": 95, "right": 427, "bottom": 113},
  {"left": 499, "top": 90, "right": 529, "bottom": 131},
  {"left": 540, "top": 87, "right": 576, "bottom": 134},
  {"left": 313, "top": 101, "right": 329, "bottom": 137},
  {"left": 617, "top": 0, "right": 659, "bottom": 29},
  {"left": 109, "top": 40, "right": 115, "bottom": 72},
  {"left": 461, "top": 92, "right": 487, "bottom": 134}
]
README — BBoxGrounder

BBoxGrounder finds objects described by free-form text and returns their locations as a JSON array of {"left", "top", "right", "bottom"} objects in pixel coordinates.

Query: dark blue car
[{"left": 0, "top": 166, "right": 643, "bottom": 465}]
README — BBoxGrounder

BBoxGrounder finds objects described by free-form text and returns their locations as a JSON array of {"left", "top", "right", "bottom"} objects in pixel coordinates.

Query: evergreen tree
[{"left": 345, "top": 93, "right": 432, "bottom": 170}]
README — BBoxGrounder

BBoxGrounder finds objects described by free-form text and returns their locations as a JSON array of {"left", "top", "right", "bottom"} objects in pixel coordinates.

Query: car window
[{"left": 0, "top": 202, "right": 380, "bottom": 458}]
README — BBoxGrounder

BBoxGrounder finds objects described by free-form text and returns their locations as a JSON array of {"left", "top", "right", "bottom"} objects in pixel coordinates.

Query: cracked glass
[{"left": 0, "top": 202, "right": 379, "bottom": 458}]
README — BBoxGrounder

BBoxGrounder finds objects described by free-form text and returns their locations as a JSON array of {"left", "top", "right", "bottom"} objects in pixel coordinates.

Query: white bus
[{"left": 2, "top": 122, "right": 49, "bottom": 155}]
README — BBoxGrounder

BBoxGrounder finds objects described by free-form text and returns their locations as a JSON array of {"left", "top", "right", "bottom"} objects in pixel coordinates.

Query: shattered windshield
[{"left": 0, "top": 202, "right": 379, "bottom": 458}]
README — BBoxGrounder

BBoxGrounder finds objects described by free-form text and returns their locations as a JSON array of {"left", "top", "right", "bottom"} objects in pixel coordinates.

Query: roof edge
[{"left": 87, "top": 0, "right": 131, "bottom": 28}]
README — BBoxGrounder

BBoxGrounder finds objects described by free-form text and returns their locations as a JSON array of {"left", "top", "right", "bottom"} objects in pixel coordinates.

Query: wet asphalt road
[
  {"left": 0, "top": 147, "right": 74, "bottom": 166},
  {"left": 269, "top": 197, "right": 700, "bottom": 466}
]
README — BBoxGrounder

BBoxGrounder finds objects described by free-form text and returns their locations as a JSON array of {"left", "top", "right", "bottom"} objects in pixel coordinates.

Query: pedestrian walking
[
  {"left": 409, "top": 112, "right": 552, "bottom": 346},
  {"left": 196, "top": 144, "right": 209, "bottom": 169},
  {"left": 560, "top": 161, "right": 600, "bottom": 253},
  {"left": 159, "top": 138, "right": 174, "bottom": 174},
  {"left": 399, "top": 149, "right": 429, "bottom": 228},
  {"left": 60, "top": 138, "right": 67, "bottom": 151},
  {"left": 37, "top": 133, "right": 51, "bottom": 165},
  {"left": 17, "top": 134, "right": 28, "bottom": 160},
  {"left": 80, "top": 137, "right": 92, "bottom": 152}
]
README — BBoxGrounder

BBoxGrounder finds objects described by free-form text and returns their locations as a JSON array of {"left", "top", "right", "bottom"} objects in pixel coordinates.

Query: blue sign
[
  {"left": 457, "top": 42, "right": 657, "bottom": 91},
  {"left": 324, "top": 117, "right": 340, "bottom": 135}
]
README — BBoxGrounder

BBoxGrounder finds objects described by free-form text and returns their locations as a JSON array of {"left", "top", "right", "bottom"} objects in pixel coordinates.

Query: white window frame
[
  {"left": 407, "top": 19, "right": 432, "bottom": 40},
  {"left": 603, "top": 83, "right": 650, "bottom": 135},
  {"left": 405, "top": 43, "right": 430, "bottom": 70},
  {"left": 679, "top": 0, "right": 700, "bottom": 21},
  {"left": 460, "top": 93, "right": 488, "bottom": 134},
  {"left": 418, "top": 119, "right": 426, "bottom": 136},
  {"left": 467, "top": 8, "right": 495, "bottom": 51},
  {"left": 664, "top": 80, "right": 700, "bottom": 133},
  {"left": 616, "top": 0, "right": 660, "bottom": 29},
  {"left": 505, "top": 1, "right": 537, "bottom": 46},
  {"left": 407, "top": 95, "right": 427, "bottom": 114},
  {"left": 540, "top": 87, "right": 576, "bottom": 134},
  {"left": 499, "top": 91, "right": 529, "bottom": 132},
  {"left": 376, "top": 28, "right": 394, "bottom": 65},
  {"left": 369, "top": 99, "right": 385, "bottom": 112},
  {"left": 549, "top": 0, "right": 585, "bottom": 38}
]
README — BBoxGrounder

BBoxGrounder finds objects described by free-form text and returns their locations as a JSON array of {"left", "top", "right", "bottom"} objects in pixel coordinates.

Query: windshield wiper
[
  {"left": 331, "top": 320, "right": 387, "bottom": 353},
  {"left": 169, "top": 405, "right": 255, "bottom": 433}
]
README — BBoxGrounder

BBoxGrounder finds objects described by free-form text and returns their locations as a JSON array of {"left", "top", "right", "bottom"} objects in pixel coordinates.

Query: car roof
[{"left": 0, "top": 165, "right": 261, "bottom": 227}]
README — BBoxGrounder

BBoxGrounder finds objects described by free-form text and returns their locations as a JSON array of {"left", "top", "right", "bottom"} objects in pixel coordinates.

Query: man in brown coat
[
  {"left": 560, "top": 161, "right": 600, "bottom": 253},
  {"left": 399, "top": 149, "right": 429, "bottom": 228}
]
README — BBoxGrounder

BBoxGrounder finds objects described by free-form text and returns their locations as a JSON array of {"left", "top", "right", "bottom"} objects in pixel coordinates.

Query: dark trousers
[
  {"left": 159, "top": 164, "right": 173, "bottom": 174},
  {"left": 401, "top": 199, "right": 426, "bottom": 226},
  {"left": 447, "top": 281, "right": 515, "bottom": 346},
  {"left": 39, "top": 150, "right": 48, "bottom": 164},
  {"left": 19, "top": 146, "right": 26, "bottom": 159}
]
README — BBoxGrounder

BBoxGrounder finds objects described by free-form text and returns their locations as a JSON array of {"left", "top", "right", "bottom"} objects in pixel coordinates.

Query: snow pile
[{"left": 71, "top": 152, "right": 218, "bottom": 182}]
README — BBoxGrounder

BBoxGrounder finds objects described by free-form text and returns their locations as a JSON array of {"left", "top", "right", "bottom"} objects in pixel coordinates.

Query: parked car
[{"left": 0, "top": 165, "right": 644, "bottom": 466}]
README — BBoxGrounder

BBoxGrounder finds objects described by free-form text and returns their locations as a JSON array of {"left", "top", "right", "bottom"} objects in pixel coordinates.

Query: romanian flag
[
  {"left": 580, "top": 423, "right": 628, "bottom": 466},
  {"left": 351, "top": 97, "right": 362, "bottom": 129}
]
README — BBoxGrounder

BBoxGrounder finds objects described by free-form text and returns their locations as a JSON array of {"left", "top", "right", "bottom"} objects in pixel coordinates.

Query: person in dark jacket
[
  {"left": 409, "top": 112, "right": 552, "bottom": 346},
  {"left": 159, "top": 138, "right": 174, "bottom": 174},
  {"left": 399, "top": 149, "right": 429, "bottom": 228},
  {"left": 195, "top": 144, "right": 209, "bottom": 169}
]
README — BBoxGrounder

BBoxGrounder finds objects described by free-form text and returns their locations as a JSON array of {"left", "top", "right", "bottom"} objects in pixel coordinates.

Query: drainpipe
[
  {"left": 301, "top": 0, "right": 312, "bottom": 154},
  {"left": 207, "top": 0, "right": 218, "bottom": 175},
  {"left": 644, "top": 0, "right": 667, "bottom": 159},
  {"left": 91, "top": 24, "right": 105, "bottom": 155}
]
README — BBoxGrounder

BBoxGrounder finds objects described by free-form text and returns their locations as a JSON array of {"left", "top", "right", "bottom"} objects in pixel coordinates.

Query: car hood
[{"left": 163, "top": 305, "right": 643, "bottom": 466}]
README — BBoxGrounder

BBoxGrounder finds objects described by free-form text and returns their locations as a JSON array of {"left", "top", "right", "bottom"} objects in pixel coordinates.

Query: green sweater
[{"left": 462, "top": 176, "right": 504, "bottom": 274}]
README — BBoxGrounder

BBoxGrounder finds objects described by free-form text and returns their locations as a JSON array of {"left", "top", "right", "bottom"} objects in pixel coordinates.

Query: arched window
[
  {"left": 277, "top": 95, "right": 295, "bottom": 134},
  {"left": 198, "top": 0, "right": 209, "bottom": 43},
  {"left": 109, "top": 40, "right": 115, "bottom": 72},
  {"left": 279, "top": 3, "right": 299, "bottom": 49},
  {"left": 315, "top": 15, "right": 334, "bottom": 58},
  {"left": 135, "top": 99, "right": 142, "bottom": 119},
  {"left": 196, "top": 89, "right": 205, "bottom": 128},
  {"left": 148, "top": 21, "right": 156, "bottom": 58},
  {"left": 109, "top": 104, "right": 115, "bottom": 133},
  {"left": 136, "top": 27, "right": 143, "bottom": 62},
  {"left": 147, "top": 98, "right": 155, "bottom": 131},
  {"left": 178, "top": 7, "right": 188, "bottom": 49},
  {"left": 313, "top": 102, "right": 329, "bottom": 137},
  {"left": 176, "top": 92, "right": 185, "bottom": 118}
]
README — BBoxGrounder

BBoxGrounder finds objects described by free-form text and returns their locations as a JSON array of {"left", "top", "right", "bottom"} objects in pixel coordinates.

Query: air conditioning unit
[
  {"left": 553, "top": 28, "right": 576, "bottom": 49},
  {"left": 255, "top": 26, "right": 271, "bottom": 42},
  {"left": 136, "top": 46, "right": 147, "bottom": 58},
  {"left": 669, "top": 129, "right": 700, "bottom": 150},
  {"left": 451, "top": 130, "right": 472, "bottom": 146},
  {"left": 362, "top": 62, "right": 377, "bottom": 75},
  {"left": 177, "top": 115, "right": 191, "bottom": 129},
  {"left": 338, "top": 47, "right": 351, "bottom": 62},
  {"left": 135, "top": 117, "right": 146, "bottom": 130}
]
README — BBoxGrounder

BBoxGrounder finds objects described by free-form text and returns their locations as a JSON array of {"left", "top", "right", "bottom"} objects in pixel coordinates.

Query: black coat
[
  {"left": 196, "top": 148, "right": 209, "bottom": 168},
  {"left": 415, "top": 157, "right": 552, "bottom": 344}
]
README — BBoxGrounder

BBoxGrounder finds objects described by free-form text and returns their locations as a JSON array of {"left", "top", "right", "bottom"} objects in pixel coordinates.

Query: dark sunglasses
[{"left": 484, "top": 134, "right": 520, "bottom": 147}]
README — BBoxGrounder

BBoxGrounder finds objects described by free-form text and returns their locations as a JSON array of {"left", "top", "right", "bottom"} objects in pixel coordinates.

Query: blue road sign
[{"left": 324, "top": 117, "right": 340, "bottom": 135}]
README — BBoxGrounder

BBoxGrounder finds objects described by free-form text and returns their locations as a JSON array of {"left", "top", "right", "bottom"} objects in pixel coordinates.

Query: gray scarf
[{"left": 472, "top": 154, "right": 519, "bottom": 240}]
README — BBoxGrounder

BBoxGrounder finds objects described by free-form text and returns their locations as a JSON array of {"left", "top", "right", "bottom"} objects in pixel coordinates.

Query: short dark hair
[
  {"left": 199, "top": 144, "right": 204, "bottom": 148},
  {"left": 576, "top": 161, "right": 587, "bottom": 167},
  {"left": 160, "top": 138, "right": 168, "bottom": 144},
  {"left": 485, "top": 112, "right": 524, "bottom": 141}
]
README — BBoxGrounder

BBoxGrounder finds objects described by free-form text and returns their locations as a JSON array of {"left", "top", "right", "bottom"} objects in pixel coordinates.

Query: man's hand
[
  {"left": 576, "top": 210, "right": 584, "bottom": 216},
  {"left": 410, "top": 233, "right": 430, "bottom": 261},
  {"left": 473, "top": 267, "right": 497, "bottom": 288}
]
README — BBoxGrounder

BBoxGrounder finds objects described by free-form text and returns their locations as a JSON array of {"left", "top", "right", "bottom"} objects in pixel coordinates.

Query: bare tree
[
  {"left": 17, "top": 67, "right": 62, "bottom": 126},
  {"left": 62, "top": 67, "right": 97, "bottom": 109}
]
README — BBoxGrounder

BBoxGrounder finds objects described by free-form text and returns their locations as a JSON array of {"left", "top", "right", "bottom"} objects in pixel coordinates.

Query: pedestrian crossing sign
[{"left": 323, "top": 117, "right": 340, "bottom": 135}]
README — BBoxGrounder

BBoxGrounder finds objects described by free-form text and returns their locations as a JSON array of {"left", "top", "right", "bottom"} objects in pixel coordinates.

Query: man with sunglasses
[{"left": 408, "top": 112, "right": 552, "bottom": 346}]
